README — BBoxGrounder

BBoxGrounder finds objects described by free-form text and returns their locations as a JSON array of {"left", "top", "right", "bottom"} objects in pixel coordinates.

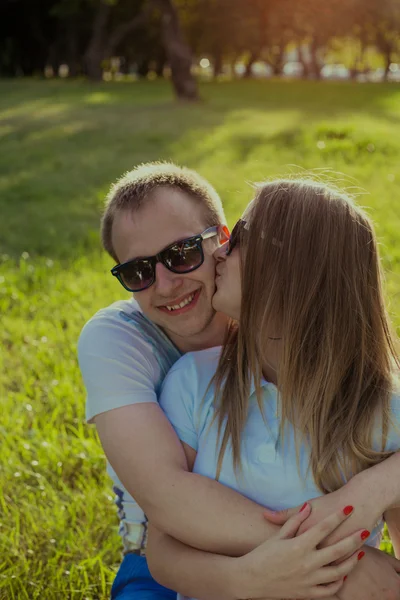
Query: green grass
[{"left": 1, "top": 78, "right": 400, "bottom": 599}]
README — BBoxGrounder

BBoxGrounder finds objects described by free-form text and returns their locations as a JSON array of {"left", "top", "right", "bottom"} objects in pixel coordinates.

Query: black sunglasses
[
  {"left": 226, "top": 219, "right": 247, "bottom": 256},
  {"left": 111, "top": 226, "right": 219, "bottom": 292}
]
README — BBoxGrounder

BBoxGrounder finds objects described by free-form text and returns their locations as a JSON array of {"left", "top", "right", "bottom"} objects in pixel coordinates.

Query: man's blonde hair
[{"left": 101, "top": 162, "right": 225, "bottom": 261}]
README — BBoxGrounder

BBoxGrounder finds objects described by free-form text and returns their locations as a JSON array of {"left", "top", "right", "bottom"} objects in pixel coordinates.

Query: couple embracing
[{"left": 78, "top": 162, "right": 400, "bottom": 600}]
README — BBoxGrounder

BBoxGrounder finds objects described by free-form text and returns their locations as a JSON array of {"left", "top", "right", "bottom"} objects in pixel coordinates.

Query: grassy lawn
[{"left": 1, "top": 78, "right": 400, "bottom": 599}]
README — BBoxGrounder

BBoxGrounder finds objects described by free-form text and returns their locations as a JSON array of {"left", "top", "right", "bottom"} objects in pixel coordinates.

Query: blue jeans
[{"left": 111, "top": 553, "right": 177, "bottom": 600}]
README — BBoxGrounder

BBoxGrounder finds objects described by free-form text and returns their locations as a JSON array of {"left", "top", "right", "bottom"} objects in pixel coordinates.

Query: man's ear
[{"left": 219, "top": 225, "right": 230, "bottom": 244}]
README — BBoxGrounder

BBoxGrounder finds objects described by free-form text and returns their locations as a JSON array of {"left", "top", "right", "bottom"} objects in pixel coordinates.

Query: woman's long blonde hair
[{"left": 213, "top": 179, "right": 399, "bottom": 493}]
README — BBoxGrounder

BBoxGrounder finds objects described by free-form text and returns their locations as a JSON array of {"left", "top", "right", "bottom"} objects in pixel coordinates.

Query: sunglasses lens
[
  {"left": 119, "top": 259, "right": 154, "bottom": 291},
  {"left": 227, "top": 221, "right": 242, "bottom": 254},
  {"left": 164, "top": 240, "right": 203, "bottom": 273}
]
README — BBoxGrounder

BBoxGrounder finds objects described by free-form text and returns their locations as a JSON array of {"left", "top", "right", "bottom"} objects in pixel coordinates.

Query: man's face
[{"left": 111, "top": 188, "right": 221, "bottom": 347}]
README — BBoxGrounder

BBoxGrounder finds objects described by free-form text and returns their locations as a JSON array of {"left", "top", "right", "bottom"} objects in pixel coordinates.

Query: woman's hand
[{"left": 235, "top": 503, "right": 367, "bottom": 599}]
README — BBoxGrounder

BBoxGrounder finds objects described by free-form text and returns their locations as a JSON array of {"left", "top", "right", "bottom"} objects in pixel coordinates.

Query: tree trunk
[
  {"left": 47, "top": 42, "right": 60, "bottom": 75},
  {"left": 383, "top": 51, "right": 392, "bottom": 81},
  {"left": 230, "top": 53, "right": 239, "bottom": 79},
  {"left": 265, "top": 44, "right": 285, "bottom": 77},
  {"left": 151, "top": 0, "right": 199, "bottom": 101},
  {"left": 83, "top": 1, "right": 111, "bottom": 80},
  {"left": 212, "top": 51, "right": 223, "bottom": 79},
  {"left": 243, "top": 52, "right": 258, "bottom": 78},
  {"left": 66, "top": 23, "right": 79, "bottom": 77},
  {"left": 137, "top": 59, "right": 151, "bottom": 78},
  {"left": 376, "top": 31, "right": 393, "bottom": 82},
  {"left": 298, "top": 44, "right": 310, "bottom": 79},
  {"left": 155, "top": 51, "right": 167, "bottom": 77},
  {"left": 309, "top": 38, "right": 323, "bottom": 80},
  {"left": 104, "top": 11, "right": 150, "bottom": 57}
]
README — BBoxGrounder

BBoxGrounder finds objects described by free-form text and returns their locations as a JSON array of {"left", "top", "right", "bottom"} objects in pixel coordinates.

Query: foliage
[
  {"left": 1, "top": 0, "right": 400, "bottom": 80},
  {"left": 1, "top": 78, "right": 400, "bottom": 598}
]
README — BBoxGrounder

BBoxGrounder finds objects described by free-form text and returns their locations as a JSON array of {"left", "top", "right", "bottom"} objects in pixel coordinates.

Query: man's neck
[{"left": 167, "top": 312, "right": 229, "bottom": 354}]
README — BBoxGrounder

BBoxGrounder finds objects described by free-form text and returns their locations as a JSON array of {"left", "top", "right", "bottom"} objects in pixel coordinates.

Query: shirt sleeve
[
  {"left": 386, "top": 391, "right": 400, "bottom": 452},
  {"left": 159, "top": 354, "right": 199, "bottom": 451},
  {"left": 78, "top": 310, "right": 158, "bottom": 423}
]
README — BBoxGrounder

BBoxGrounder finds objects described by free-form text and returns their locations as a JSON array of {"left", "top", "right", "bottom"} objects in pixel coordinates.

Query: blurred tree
[
  {"left": 370, "top": 0, "right": 400, "bottom": 78},
  {"left": 150, "top": 0, "right": 199, "bottom": 99},
  {"left": 1, "top": 0, "right": 399, "bottom": 83},
  {"left": 261, "top": 0, "right": 295, "bottom": 76},
  {"left": 0, "top": 0, "right": 59, "bottom": 76},
  {"left": 290, "top": 0, "right": 342, "bottom": 78},
  {"left": 80, "top": 0, "right": 150, "bottom": 80}
]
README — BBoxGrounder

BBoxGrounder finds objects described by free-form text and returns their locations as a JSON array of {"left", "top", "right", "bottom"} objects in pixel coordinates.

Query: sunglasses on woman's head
[
  {"left": 111, "top": 226, "right": 219, "bottom": 292},
  {"left": 226, "top": 219, "right": 247, "bottom": 256}
]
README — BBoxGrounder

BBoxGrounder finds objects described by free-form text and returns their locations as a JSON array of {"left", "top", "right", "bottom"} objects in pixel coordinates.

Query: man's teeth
[{"left": 166, "top": 292, "right": 195, "bottom": 311}]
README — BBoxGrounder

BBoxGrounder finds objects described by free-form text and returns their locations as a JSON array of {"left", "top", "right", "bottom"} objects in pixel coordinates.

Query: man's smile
[{"left": 157, "top": 289, "right": 201, "bottom": 316}]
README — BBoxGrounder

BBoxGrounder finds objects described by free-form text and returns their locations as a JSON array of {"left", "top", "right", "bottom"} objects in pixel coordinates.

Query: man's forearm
[
  {"left": 97, "top": 405, "right": 279, "bottom": 557},
  {"left": 358, "top": 451, "right": 400, "bottom": 510},
  {"left": 145, "top": 469, "right": 279, "bottom": 556},
  {"left": 146, "top": 526, "right": 244, "bottom": 600}
]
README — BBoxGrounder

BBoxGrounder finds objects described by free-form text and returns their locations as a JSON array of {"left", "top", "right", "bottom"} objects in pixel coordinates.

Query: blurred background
[
  {"left": 1, "top": 1, "right": 399, "bottom": 598},
  {"left": 2, "top": 0, "right": 400, "bottom": 87}
]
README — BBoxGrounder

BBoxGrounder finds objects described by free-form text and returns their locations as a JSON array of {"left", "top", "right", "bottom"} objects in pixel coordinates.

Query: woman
[{"left": 154, "top": 179, "right": 400, "bottom": 599}]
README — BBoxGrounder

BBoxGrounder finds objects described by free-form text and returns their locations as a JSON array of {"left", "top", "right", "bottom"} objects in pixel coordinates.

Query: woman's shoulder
[
  {"left": 167, "top": 346, "right": 221, "bottom": 378},
  {"left": 163, "top": 346, "right": 221, "bottom": 400},
  {"left": 160, "top": 347, "right": 221, "bottom": 418}
]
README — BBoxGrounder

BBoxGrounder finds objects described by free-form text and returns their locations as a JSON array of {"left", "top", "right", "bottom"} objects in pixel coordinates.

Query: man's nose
[
  {"left": 154, "top": 262, "right": 183, "bottom": 295},
  {"left": 213, "top": 242, "right": 228, "bottom": 262}
]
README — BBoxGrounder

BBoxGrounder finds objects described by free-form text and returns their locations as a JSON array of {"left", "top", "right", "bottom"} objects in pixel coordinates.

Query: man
[{"left": 79, "top": 162, "right": 400, "bottom": 600}]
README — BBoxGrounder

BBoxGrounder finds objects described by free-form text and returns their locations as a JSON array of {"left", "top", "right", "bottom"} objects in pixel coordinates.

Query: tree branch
[{"left": 105, "top": 6, "right": 152, "bottom": 57}]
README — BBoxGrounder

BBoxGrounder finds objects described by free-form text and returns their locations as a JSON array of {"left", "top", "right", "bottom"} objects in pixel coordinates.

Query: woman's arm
[{"left": 385, "top": 507, "right": 400, "bottom": 557}]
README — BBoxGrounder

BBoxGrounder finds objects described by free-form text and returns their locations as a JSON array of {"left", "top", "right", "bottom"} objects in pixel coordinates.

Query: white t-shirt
[
  {"left": 78, "top": 298, "right": 181, "bottom": 552},
  {"left": 160, "top": 347, "right": 400, "bottom": 600}
]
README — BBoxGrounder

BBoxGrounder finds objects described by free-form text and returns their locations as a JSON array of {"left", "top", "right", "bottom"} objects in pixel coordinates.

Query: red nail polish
[
  {"left": 299, "top": 502, "right": 308, "bottom": 512},
  {"left": 358, "top": 551, "right": 365, "bottom": 560},
  {"left": 343, "top": 505, "right": 354, "bottom": 516},
  {"left": 344, "top": 576, "right": 347, "bottom": 582},
  {"left": 361, "top": 530, "right": 370, "bottom": 541}
]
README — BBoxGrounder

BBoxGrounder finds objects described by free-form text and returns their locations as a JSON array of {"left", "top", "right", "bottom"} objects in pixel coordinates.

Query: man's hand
[{"left": 336, "top": 546, "right": 400, "bottom": 600}]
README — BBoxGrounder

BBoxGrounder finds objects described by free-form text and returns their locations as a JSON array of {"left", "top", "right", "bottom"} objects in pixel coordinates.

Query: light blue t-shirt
[
  {"left": 78, "top": 299, "right": 181, "bottom": 553},
  {"left": 160, "top": 346, "right": 400, "bottom": 550}
]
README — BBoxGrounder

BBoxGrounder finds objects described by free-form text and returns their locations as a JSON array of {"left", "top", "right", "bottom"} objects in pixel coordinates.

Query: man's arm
[
  {"left": 264, "top": 452, "right": 400, "bottom": 547},
  {"left": 147, "top": 505, "right": 365, "bottom": 600},
  {"left": 79, "top": 315, "right": 280, "bottom": 556},
  {"left": 146, "top": 526, "right": 238, "bottom": 600},
  {"left": 336, "top": 546, "right": 400, "bottom": 600},
  {"left": 95, "top": 403, "right": 279, "bottom": 555}
]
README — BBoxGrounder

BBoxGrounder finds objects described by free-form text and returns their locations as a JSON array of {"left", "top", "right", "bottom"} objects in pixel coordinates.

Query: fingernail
[
  {"left": 343, "top": 505, "right": 354, "bottom": 516},
  {"left": 344, "top": 576, "right": 347, "bottom": 581},
  {"left": 358, "top": 551, "right": 365, "bottom": 560},
  {"left": 361, "top": 530, "right": 370, "bottom": 541},
  {"left": 299, "top": 502, "right": 308, "bottom": 512}
]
